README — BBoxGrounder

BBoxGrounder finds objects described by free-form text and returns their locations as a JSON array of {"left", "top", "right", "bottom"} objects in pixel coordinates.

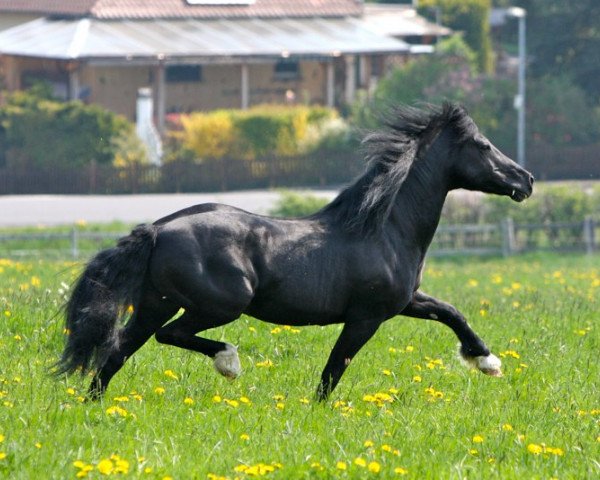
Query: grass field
[{"left": 0, "top": 254, "right": 598, "bottom": 479}]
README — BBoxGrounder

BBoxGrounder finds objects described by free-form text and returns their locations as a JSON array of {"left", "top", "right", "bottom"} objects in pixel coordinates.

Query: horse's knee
[{"left": 154, "top": 326, "right": 177, "bottom": 345}]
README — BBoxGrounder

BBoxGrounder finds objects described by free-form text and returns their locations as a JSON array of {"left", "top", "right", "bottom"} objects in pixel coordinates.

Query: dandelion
[
  {"left": 469, "top": 449, "right": 478, "bottom": 456},
  {"left": 412, "top": 375, "right": 422, "bottom": 383},
  {"left": 256, "top": 359, "right": 274, "bottom": 368},
  {"left": 405, "top": 345, "right": 414, "bottom": 352},
  {"left": 0, "top": 453, "right": 6, "bottom": 461},
  {"left": 97, "top": 458, "right": 114, "bottom": 475},
  {"left": 240, "top": 396, "right": 251, "bottom": 405},
  {"left": 502, "top": 423, "right": 514, "bottom": 431},
  {"left": 183, "top": 397, "right": 194, "bottom": 406},
  {"left": 240, "top": 433, "right": 250, "bottom": 441},
  {"left": 154, "top": 387, "right": 165, "bottom": 395},
  {"left": 0, "top": 435, "right": 4, "bottom": 443},
  {"left": 66, "top": 388, "right": 76, "bottom": 396},
  {"left": 299, "top": 397, "right": 310, "bottom": 405},
  {"left": 395, "top": 467, "right": 408, "bottom": 475},
  {"left": 30, "top": 276, "right": 41, "bottom": 287},
  {"left": 113, "top": 396, "right": 129, "bottom": 402},
  {"left": 382, "top": 369, "right": 392, "bottom": 376},
  {"left": 212, "top": 395, "right": 222, "bottom": 403},
  {"left": 527, "top": 443, "right": 543, "bottom": 455},
  {"left": 164, "top": 370, "right": 178, "bottom": 380},
  {"left": 106, "top": 405, "right": 128, "bottom": 417},
  {"left": 336, "top": 461, "right": 347, "bottom": 471},
  {"left": 468, "top": 279, "right": 479, "bottom": 287},
  {"left": 276, "top": 402, "right": 285, "bottom": 410},
  {"left": 368, "top": 461, "right": 381, "bottom": 473},
  {"left": 354, "top": 457, "right": 367, "bottom": 467},
  {"left": 310, "top": 462, "right": 324, "bottom": 471},
  {"left": 389, "top": 347, "right": 397, "bottom": 353},
  {"left": 224, "top": 399, "right": 239, "bottom": 408},
  {"left": 472, "top": 435, "right": 484, "bottom": 443},
  {"left": 364, "top": 440, "right": 374, "bottom": 448}
]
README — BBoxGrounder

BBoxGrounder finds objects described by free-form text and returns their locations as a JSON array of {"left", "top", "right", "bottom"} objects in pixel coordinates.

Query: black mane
[{"left": 316, "top": 102, "right": 476, "bottom": 235}]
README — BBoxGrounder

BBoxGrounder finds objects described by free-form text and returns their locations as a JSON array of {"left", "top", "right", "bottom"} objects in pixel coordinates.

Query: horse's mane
[{"left": 316, "top": 102, "right": 476, "bottom": 235}]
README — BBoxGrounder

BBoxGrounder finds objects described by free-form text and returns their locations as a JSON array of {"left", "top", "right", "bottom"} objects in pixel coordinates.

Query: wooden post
[
  {"left": 70, "top": 227, "right": 79, "bottom": 259},
  {"left": 502, "top": 218, "right": 516, "bottom": 256},
  {"left": 326, "top": 60, "right": 335, "bottom": 108},
  {"left": 583, "top": 216, "right": 595, "bottom": 254}
]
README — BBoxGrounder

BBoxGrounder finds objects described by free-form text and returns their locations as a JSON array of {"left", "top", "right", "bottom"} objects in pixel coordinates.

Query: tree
[{"left": 518, "top": 0, "right": 600, "bottom": 101}]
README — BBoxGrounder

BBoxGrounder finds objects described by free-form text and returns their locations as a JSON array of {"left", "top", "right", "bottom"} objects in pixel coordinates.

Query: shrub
[
  {"left": 269, "top": 191, "right": 330, "bottom": 218},
  {"left": 0, "top": 89, "right": 133, "bottom": 168}
]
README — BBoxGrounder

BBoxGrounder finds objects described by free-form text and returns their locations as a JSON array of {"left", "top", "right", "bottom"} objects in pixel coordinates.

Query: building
[{"left": 0, "top": 1, "right": 448, "bottom": 132}]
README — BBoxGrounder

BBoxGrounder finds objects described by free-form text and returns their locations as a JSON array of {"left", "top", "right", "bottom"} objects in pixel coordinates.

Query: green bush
[
  {"left": 269, "top": 191, "right": 330, "bottom": 218},
  {"left": 0, "top": 88, "right": 134, "bottom": 168},
  {"left": 419, "top": 0, "right": 494, "bottom": 74}
]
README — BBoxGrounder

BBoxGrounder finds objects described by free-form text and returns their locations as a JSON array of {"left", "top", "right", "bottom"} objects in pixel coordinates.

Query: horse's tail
[{"left": 56, "top": 224, "right": 158, "bottom": 376}]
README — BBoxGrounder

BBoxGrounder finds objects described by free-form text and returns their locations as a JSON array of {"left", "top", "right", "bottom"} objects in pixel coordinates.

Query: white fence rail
[{"left": 0, "top": 218, "right": 597, "bottom": 260}]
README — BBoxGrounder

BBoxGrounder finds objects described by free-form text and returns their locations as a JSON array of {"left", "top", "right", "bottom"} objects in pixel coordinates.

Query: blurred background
[{"left": 0, "top": 0, "right": 598, "bottom": 257}]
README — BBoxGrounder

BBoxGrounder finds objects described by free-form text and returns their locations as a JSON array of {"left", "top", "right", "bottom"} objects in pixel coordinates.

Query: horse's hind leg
[
  {"left": 400, "top": 290, "right": 502, "bottom": 376},
  {"left": 88, "top": 286, "right": 180, "bottom": 399},
  {"left": 154, "top": 311, "right": 242, "bottom": 379}
]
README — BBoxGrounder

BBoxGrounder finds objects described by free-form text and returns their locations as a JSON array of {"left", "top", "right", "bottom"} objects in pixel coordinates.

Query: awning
[{"left": 0, "top": 16, "right": 410, "bottom": 63}]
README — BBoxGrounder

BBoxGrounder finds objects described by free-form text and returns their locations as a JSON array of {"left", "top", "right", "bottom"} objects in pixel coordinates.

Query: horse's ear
[{"left": 416, "top": 117, "right": 445, "bottom": 157}]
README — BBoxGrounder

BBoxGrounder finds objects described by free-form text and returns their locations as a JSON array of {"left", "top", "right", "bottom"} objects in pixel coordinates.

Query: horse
[{"left": 57, "top": 103, "right": 534, "bottom": 401}]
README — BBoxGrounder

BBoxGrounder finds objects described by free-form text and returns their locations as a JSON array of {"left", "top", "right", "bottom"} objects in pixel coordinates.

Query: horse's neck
[{"left": 387, "top": 140, "right": 450, "bottom": 251}]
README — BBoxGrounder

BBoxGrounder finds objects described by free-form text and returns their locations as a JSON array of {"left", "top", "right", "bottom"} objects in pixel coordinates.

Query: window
[
  {"left": 166, "top": 65, "right": 202, "bottom": 83},
  {"left": 274, "top": 59, "right": 300, "bottom": 81}
]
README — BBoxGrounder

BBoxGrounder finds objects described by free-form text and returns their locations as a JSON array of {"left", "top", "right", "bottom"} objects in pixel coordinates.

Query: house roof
[
  {"left": 0, "top": 16, "right": 409, "bottom": 63},
  {"left": 363, "top": 4, "right": 452, "bottom": 38},
  {"left": 0, "top": 0, "right": 363, "bottom": 20}
]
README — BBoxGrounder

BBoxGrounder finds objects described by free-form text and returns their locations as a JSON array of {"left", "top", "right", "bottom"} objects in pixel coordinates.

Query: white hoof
[
  {"left": 460, "top": 350, "right": 503, "bottom": 377},
  {"left": 213, "top": 345, "right": 241, "bottom": 379}
]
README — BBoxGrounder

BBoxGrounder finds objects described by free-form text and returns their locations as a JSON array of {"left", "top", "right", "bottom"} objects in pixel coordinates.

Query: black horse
[{"left": 57, "top": 103, "right": 533, "bottom": 400}]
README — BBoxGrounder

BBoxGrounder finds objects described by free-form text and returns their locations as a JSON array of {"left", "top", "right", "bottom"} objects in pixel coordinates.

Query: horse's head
[
  {"left": 447, "top": 111, "right": 534, "bottom": 202},
  {"left": 450, "top": 109, "right": 534, "bottom": 202}
]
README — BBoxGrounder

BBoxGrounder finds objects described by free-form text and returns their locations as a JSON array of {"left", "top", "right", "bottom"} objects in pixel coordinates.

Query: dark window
[
  {"left": 274, "top": 59, "right": 300, "bottom": 80},
  {"left": 166, "top": 65, "right": 202, "bottom": 83}
]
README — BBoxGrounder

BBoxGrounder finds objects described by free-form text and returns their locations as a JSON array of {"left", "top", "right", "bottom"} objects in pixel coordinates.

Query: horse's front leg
[
  {"left": 401, "top": 290, "right": 502, "bottom": 376},
  {"left": 317, "top": 318, "right": 382, "bottom": 401}
]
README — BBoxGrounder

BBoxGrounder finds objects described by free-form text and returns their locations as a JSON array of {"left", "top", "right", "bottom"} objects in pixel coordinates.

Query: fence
[
  {"left": 0, "top": 151, "right": 363, "bottom": 195},
  {"left": 1, "top": 218, "right": 597, "bottom": 260}
]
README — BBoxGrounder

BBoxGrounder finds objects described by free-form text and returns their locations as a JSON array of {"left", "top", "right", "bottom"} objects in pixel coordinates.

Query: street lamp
[{"left": 506, "top": 6, "right": 527, "bottom": 168}]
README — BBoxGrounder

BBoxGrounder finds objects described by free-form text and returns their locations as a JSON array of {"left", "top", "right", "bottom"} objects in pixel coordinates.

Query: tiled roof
[{"left": 0, "top": 0, "right": 363, "bottom": 19}]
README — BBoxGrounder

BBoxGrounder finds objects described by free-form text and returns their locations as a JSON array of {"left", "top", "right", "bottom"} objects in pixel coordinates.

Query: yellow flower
[
  {"left": 106, "top": 405, "right": 128, "bottom": 417},
  {"left": 368, "top": 461, "right": 381, "bottom": 473},
  {"left": 256, "top": 359, "right": 274, "bottom": 368},
  {"left": 164, "top": 370, "right": 178, "bottom": 380},
  {"left": 472, "top": 435, "right": 484, "bottom": 443},
  {"left": 30, "top": 276, "right": 41, "bottom": 287},
  {"left": 240, "top": 433, "right": 250, "bottom": 441},
  {"left": 212, "top": 395, "right": 222, "bottom": 403},
  {"left": 0, "top": 452, "right": 6, "bottom": 460},
  {"left": 224, "top": 399, "right": 239, "bottom": 408},
  {"left": 183, "top": 397, "right": 194, "bottom": 405},
  {"left": 382, "top": 369, "right": 392, "bottom": 376},
  {"left": 364, "top": 440, "right": 374, "bottom": 448},
  {"left": 299, "top": 397, "right": 310, "bottom": 405},
  {"left": 97, "top": 459, "right": 114, "bottom": 475},
  {"left": 527, "top": 443, "right": 543, "bottom": 455},
  {"left": 412, "top": 375, "right": 422, "bottom": 383},
  {"left": 154, "top": 387, "right": 165, "bottom": 395},
  {"left": 240, "top": 396, "right": 251, "bottom": 405},
  {"left": 354, "top": 457, "right": 367, "bottom": 467},
  {"left": 276, "top": 402, "right": 285, "bottom": 410},
  {"left": 405, "top": 345, "right": 414, "bottom": 352},
  {"left": 394, "top": 467, "right": 408, "bottom": 475},
  {"left": 336, "top": 461, "right": 347, "bottom": 470},
  {"left": 502, "top": 423, "right": 513, "bottom": 431}
]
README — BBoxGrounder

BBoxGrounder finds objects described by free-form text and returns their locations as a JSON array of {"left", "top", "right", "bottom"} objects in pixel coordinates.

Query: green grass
[{"left": 0, "top": 254, "right": 598, "bottom": 479}]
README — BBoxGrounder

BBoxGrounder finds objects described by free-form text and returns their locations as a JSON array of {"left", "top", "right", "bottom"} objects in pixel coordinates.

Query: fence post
[
  {"left": 583, "top": 216, "right": 595, "bottom": 255},
  {"left": 70, "top": 228, "right": 79, "bottom": 259},
  {"left": 501, "top": 218, "right": 516, "bottom": 256}
]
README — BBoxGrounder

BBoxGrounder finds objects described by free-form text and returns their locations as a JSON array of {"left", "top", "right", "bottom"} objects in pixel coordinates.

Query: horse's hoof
[
  {"left": 474, "top": 353, "right": 503, "bottom": 377},
  {"left": 213, "top": 344, "right": 241, "bottom": 379},
  {"left": 459, "top": 350, "right": 503, "bottom": 377}
]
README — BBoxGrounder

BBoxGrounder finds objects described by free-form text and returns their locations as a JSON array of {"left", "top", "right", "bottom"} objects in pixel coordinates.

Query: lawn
[{"left": 0, "top": 254, "right": 598, "bottom": 479}]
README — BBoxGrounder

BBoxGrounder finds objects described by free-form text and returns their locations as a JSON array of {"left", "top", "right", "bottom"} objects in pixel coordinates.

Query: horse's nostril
[{"left": 529, "top": 174, "right": 535, "bottom": 186}]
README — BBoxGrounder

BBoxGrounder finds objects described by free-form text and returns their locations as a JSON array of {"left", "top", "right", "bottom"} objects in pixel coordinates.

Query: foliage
[
  {"left": 0, "top": 89, "right": 133, "bottom": 168},
  {"left": 518, "top": 0, "right": 600, "bottom": 101},
  {"left": 419, "top": 0, "right": 494, "bottom": 73},
  {"left": 111, "top": 130, "right": 150, "bottom": 167},
  {"left": 439, "top": 183, "right": 600, "bottom": 226},
  {"left": 177, "top": 105, "right": 341, "bottom": 161},
  {"left": 0, "top": 254, "right": 598, "bottom": 478},
  {"left": 268, "top": 191, "right": 330, "bottom": 218}
]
